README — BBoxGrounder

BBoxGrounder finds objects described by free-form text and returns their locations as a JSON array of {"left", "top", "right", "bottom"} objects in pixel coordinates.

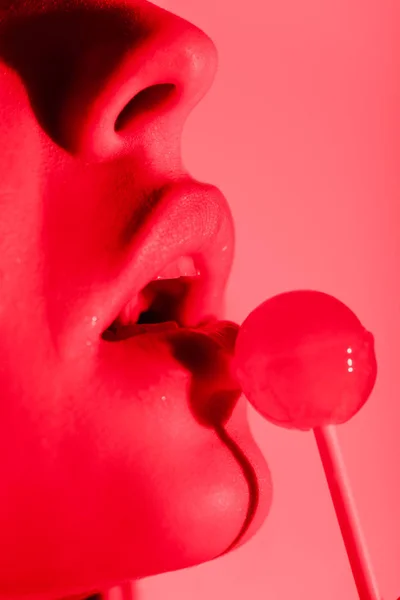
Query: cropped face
[{"left": 0, "top": 1, "right": 272, "bottom": 598}]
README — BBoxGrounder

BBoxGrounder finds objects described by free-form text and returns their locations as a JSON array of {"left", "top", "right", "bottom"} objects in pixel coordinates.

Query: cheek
[
  {"left": 0, "top": 342, "right": 251, "bottom": 593},
  {"left": 0, "top": 70, "right": 46, "bottom": 333},
  {"left": 0, "top": 68, "right": 42, "bottom": 211}
]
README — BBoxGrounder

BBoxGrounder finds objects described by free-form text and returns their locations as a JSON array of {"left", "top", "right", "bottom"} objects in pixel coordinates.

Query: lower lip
[
  {"left": 101, "top": 319, "right": 243, "bottom": 424},
  {"left": 99, "top": 318, "right": 271, "bottom": 542}
]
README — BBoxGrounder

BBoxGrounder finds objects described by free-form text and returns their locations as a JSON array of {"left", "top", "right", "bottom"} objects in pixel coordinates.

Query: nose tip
[{"left": 62, "top": 11, "right": 218, "bottom": 160}]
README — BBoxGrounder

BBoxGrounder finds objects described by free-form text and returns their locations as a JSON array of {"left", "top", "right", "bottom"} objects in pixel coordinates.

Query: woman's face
[{"left": 0, "top": 0, "right": 272, "bottom": 597}]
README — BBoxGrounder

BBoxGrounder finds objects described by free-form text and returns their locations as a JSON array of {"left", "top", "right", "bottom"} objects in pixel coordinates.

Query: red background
[{"left": 129, "top": 1, "right": 400, "bottom": 599}]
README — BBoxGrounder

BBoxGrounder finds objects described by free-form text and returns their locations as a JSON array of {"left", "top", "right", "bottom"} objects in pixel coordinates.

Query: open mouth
[{"left": 101, "top": 256, "right": 203, "bottom": 342}]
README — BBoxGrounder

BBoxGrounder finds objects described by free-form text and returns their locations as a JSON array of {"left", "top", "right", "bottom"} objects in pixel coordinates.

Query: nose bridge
[{"left": 0, "top": 3, "right": 218, "bottom": 161}]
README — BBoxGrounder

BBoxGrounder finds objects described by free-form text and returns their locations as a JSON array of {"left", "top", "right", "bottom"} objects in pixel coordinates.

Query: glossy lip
[{"left": 98, "top": 178, "right": 236, "bottom": 342}]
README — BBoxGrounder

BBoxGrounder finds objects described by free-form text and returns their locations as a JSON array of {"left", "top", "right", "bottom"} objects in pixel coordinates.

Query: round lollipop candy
[
  {"left": 233, "top": 289, "right": 377, "bottom": 430},
  {"left": 233, "top": 290, "right": 381, "bottom": 600}
]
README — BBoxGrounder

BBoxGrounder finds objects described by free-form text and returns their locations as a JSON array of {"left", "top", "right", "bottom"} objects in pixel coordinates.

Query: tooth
[
  {"left": 177, "top": 256, "right": 198, "bottom": 277},
  {"left": 156, "top": 256, "right": 198, "bottom": 280},
  {"left": 119, "top": 291, "right": 150, "bottom": 326},
  {"left": 116, "top": 256, "right": 200, "bottom": 328},
  {"left": 156, "top": 259, "right": 181, "bottom": 280},
  {"left": 118, "top": 299, "right": 136, "bottom": 326}
]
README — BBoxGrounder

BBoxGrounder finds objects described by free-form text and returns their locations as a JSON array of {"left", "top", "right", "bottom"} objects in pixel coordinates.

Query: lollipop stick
[{"left": 314, "top": 425, "right": 381, "bottom": 600}]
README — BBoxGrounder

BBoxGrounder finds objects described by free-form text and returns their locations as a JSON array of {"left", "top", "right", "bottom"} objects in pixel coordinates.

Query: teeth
[
  {"left": 118, "top": 297, "right": 139, "bottom": 327},
  {"left": 118, "top": 288, "right": 154, "bottom": 327},
  {"left": 113, "top": 256, "right": 199, "bottom": 330},
  {"left": 156, "top": 256, "right": 199, "bottom": 280}
]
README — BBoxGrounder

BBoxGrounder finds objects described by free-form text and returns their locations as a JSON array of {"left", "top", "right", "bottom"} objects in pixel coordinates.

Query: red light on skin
[{"left": 0, "top": 3, "right": 272, "bottom": 597}]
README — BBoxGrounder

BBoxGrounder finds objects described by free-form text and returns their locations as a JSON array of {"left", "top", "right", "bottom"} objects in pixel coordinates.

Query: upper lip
[{"left": 97, "top": 178, "right": 236, "bottom": 339}]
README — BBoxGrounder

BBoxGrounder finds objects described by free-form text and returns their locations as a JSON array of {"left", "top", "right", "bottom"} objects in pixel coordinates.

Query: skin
[{"left": 0, "top": 1, "right": 272, "bottom": 598}]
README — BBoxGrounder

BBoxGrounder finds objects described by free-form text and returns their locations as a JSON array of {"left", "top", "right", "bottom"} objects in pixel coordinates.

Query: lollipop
[
  {"left": 233, "top": 290, "right": 377, "bottom": 430},
  {"left": 233, "top": 290, "right": 381, "bottom": 600}
]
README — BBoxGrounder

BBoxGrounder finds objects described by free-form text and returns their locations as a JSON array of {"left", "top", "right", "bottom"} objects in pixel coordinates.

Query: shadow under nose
[{"left": 0, "top": 7, "right": 150, "bottom": 151}]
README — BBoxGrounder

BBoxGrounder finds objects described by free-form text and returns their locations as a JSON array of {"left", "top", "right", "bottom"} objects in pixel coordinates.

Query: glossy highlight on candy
[{"left": 233, "top": 290, "right": 377, "bottom": 430}]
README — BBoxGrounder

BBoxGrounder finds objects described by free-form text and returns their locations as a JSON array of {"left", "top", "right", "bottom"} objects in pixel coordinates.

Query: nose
[
  {"left": 62, "top": 4, "right": 219, "bottom": 160},
  {"left": 0, "top": 2, "right": 218, "bottom": 160}
]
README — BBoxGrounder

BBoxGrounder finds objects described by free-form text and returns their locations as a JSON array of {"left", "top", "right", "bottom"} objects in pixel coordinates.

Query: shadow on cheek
[
  {"left": 168, "top": 331, "right": 261, "bottom": 551},
  {"left": 168, "top": 330, "right": 241, "bottom": 428}
]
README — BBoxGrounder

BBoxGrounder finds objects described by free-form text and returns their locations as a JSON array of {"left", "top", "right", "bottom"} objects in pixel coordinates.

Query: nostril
[{"left": 114, "top": 83, "right": 177, "bottom": 132}]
